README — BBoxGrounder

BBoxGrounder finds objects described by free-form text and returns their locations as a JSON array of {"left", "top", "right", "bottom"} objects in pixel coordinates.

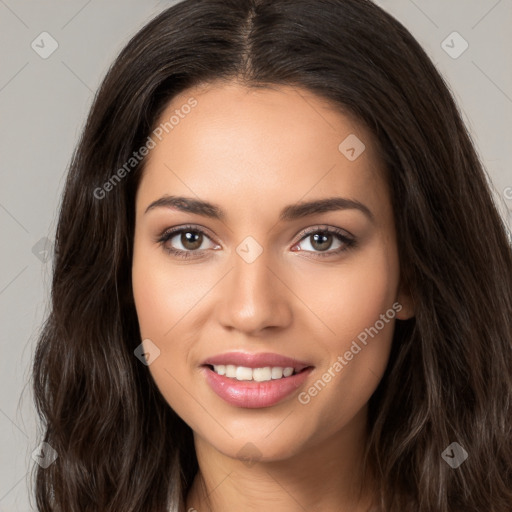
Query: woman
[{"left": 32, "top": 0, "right": 512, "bottom": 511}]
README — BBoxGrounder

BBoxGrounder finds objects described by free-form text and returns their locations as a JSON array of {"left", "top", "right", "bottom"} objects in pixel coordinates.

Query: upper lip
[{"left": 201, "top": 352, "right": 313, "bottom": 372}]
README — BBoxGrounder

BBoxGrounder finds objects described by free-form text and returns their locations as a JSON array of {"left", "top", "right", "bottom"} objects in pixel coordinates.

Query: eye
[
  {"left": 292, "top": 225, "right": 356, "bottom": 258},
  {"left": 157, "top": 225, "right": 219, "bottom": 259}
]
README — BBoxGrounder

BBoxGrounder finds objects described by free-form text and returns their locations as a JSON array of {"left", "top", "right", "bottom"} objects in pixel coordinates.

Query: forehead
[{"left": 136, "top": 81, "right": 389, "bottom": 222}]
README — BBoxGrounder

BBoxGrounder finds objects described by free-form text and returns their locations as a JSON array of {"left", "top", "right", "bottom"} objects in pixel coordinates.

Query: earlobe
[{"left": 395, "top": 283, "right": 415, "bottom": 320}]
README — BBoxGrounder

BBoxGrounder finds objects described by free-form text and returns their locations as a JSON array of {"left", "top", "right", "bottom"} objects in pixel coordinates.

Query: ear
[{"left": 394, "top": 280, "right": 415, "bottom": 320}]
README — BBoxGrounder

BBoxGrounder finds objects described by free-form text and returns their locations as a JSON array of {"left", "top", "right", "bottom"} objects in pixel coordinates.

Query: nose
[{"left": 215, "top": 244, "right": 293, "bottom": 336}]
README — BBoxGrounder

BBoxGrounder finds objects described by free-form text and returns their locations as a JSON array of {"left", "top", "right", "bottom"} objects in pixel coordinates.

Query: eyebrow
[{"left": 144, "top": 195, "right": 374, "bottom": 222}]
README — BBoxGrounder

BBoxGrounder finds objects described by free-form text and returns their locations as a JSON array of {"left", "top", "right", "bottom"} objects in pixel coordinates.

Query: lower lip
[{"left": 202, "top": 366, "right": 313, "bottom": 408}]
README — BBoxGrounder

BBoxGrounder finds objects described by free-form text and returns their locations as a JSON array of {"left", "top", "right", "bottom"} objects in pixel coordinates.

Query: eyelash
[{"left": 156, "top": 224, "right": 357, "bottom": 260}]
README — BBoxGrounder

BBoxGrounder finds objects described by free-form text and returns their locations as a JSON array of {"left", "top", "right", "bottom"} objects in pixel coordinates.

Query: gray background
[{"left": 0, "top": 0, "right": 511, "bottom": 509}]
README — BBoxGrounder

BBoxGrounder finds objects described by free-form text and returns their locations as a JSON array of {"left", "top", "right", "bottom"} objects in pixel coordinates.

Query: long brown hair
[{"left": 31, "top": 0, "right": 512, "bottom": 510}]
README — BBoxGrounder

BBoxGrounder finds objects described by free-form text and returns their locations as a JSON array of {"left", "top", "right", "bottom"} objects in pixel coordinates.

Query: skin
[{"left": 131, "top": 80, "right": 415, "bottom": 512}]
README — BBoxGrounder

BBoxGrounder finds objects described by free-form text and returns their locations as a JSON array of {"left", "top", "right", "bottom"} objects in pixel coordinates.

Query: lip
[
  {"left": 201, "top": 351, "right": 312, "bottom": 372},
  {"left": 202, "top": 366, "right": 314, "bottom": 408},
  {"left": 201, "top": 351, "right": 314, "bottom": 408}
]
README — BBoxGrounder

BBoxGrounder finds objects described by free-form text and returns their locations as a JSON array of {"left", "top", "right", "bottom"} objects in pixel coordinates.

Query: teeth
[
  {"left": 271, "top": 367, "right": 283, "bottom": 379},
  {"left": 212, "top": 365, "right": 296, "bottom": 381},
  {"left": 283, "top": 367, "right": 294, "bottom": 377},
  {"left": 236, "top": 366, "right": 253, "bottom": 381}
]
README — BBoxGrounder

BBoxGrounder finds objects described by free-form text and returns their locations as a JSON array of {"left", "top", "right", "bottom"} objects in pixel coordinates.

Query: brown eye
[
  {"left": 179, "top": 230, "right": 203, "bottom": 251},
  {"left": 157, "top": 225, "right": 219, "bottom": 259},
  {"left": 309, "top": 232, "right": 335, "bottom": 252},
  {"left": 293, "top": 226, "right": 356, "bottom": 258}
]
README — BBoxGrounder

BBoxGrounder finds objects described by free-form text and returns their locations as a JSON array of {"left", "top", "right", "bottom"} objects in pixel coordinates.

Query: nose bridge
[{"left": 216, "top": 236, "right": 292, "bottom": 333}]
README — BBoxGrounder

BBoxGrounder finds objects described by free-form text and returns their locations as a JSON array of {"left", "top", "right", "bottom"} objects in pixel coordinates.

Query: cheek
[
  {"left": 292, "top": 235, "right": 400, "bottom": 347},
  {"left": 295, "top": 246, "right": 399, "bottom": 434},
  {"left": 131, "top": 242, "right": 211, "bottom": 427},
  {"left": 132, "top": 242, "right": 209, "bottom": 341}
]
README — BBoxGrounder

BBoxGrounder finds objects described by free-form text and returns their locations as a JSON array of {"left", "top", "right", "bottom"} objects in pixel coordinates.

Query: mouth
[{"left": 200, "top": 352, "right": 314, "bottom": 408}]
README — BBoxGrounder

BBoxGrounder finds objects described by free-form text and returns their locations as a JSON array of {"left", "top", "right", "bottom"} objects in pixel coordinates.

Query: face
[{"left": 132, "top": 81, "right": 414, "bottom": 462}]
